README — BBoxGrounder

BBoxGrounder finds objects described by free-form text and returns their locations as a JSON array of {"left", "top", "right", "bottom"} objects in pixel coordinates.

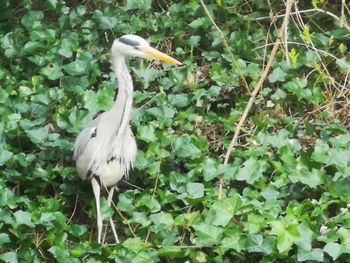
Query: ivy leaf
[
  {"left": 58, "top": 32, "right": 79, "bottom": 58},
  {"left": 21, "top": 11, "right": 44, "bottom": 30},
  {"left": 0, "top": 233, "right": 10, "bottom": 248},
  {"left": 330, "top": 134, "right": 350, "bottom": 147},
  {"left": 283, "top": 78, "right": 308, "bottom": 99},
  {"left": 93, "top": 10, "right": 118, "bottom": 30},
  {"left": 205, "top": 195, "right": 242, "bottom": 227},
  {"left": 137, "top": 125, "right": 158, "bottom": 143},
  {"left": 323, "top": 242, "right": 342, "bottom": 260},
  {"left": 0, "top": 33, "right": 17, "bottom": 58},
  {"left": 117, "top": 191, "right": 136, "bottom": 213},
  {"left": 40, "top": 63, "right": 63, "bottom": 80},
  {"left": 146, "top": 106, "right": 176, "bottom": 121},
  {"left": 270, "top": 220, "right": 300, "bottom": 253},
  {"left": 246, "top": 214, "right": 265, "bottom": 234},
  {"left": 188, "top": 35, "right": 201, "bottom": 47},
  {"left": 61, "top": 76, "right": 88, "bottom": 94},
  {"left": 0, "top": 150, "right": 13, "bottom": 166},
  {"left": 39, "top": 212, "right": 67, "bottom": 230},
  {"left": 336, "top": 57, "right": 350, "bottom": 73},
  {"left": 100, "top": 198, "right": 114, "bottom": 221},
  {"left": 63, "top": 60, "right": 89, "bottom": 76},
  {"left": 23, "top": 41, "right": 42, "bottom": 54},
  {"left": 69, "top": 224, "right": 87, "bottom": 237},
  {"left": 168, "top": 94, "right": 189, "bottom": 108},
  {"left": 245, "top": 234, "right": 275, "bottom": 254},
  {"left": 45, "top": 0, "right": 58, "bottom": 10},
  {"left": 327, "top": 148, "right": 350, "bottom": 167},
  {"left": 125, "top": 0, "right": 152, "bottom": 10},
  {"left": 14, "top": 210, "right": 35, "bottom": 228},
  {"left": 122, "top": 237, "right": 146, "bottom": 254},
  {"left": 186, "top": 183, "right": 204, "bottom": 199},
  {"left": 297, "top": 248, "right": 323, "bottom": 262},
  {"left": 173, "top": 136, "right": 201, "bottom": 159},
  {"left": 337, "top": 227, "right": 350, "bottom": 253},
  {"left": 48, "top": 246, "right": 80, "bottom": 263},
  {"left": 268, "top": 67, "right": 287, "bottom": 83},
  {"left": 295, "top": 222, "right": 314, "bottom": 251},
  {"left": 150, "top": 213, "right": 174, "bottom": 228},
  {"left": 0, "top": 252, "right": 18, "bottom": 263},
  {"left": 289, "top": 168, "right": 323, "bottom": 189},
  {"left": 193, "top": 223, "right": 224, "bottom": 245},
  {"left": 25, "top": 128, "right": 48, "bottom": 144},
  {"left": 31, "top": 28, "right": 57, "bottom": 42},
  {"left": 202, "top": 158, "right": 218, "bottom": 182},
  {"left": 189, "top": 17, "right": 209, "bottom": 29},
  {"left": 311, "top": 140, "right": 329, "bottom": 163},
  {"left": 131, "top": 212, "right": 151, "bottom": 227},
  {"left": 136, "top": 193, "right": 161, "bottom": 213},
  {"left": 0, "top": 188, "right": 15, "bottom": 206},
  {"left": 236, "top": 158, "right": 269, "bottom": 184},
  {"left": 0, "top": 89, "right": 9, "bottom": 103}
]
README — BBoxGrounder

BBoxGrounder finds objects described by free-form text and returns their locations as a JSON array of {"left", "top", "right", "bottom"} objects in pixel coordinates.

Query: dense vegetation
[{"left": 0, "top": 0, "right": 350, "bottom": 262}]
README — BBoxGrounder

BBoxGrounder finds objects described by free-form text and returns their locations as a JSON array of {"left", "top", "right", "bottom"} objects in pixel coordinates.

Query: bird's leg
[
  {"left": 107, "top": 186, "right": 119, "bottom": 244},
  {"left": 91, "top": 177, "right": 102, "bottom": 244}
]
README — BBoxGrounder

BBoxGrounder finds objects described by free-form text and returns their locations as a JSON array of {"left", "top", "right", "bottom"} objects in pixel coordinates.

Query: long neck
[
  {"left": 112, "top": 54, "right": 134, "bottom": 137},
  {"left": 89, "top": 55, "right": 134, "bottom": 174}
]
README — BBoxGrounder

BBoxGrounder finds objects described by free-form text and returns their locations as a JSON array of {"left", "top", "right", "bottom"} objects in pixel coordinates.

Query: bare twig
[
  {"left": 145, "top": 229, "right": 151, "bottom": 243},
  {"left": 152, "top": 159, "right": 162, "bottom": 199},
  {"left": 67, "top": 193, "right": 79, "bottom": 225},
  {"left": 291, "top": 4, "right": 349, "bottom": 101},
  {"left": 110, "top": 199, "right": 136, "bottom": 238},
  {"left": 219, "top": 0, "right": 294, "bottom": 199},
  {"left": 253, "top": 41, "right": 341, "bottom": 61},
  {"left": 133, "top": 92, "right": 164, "bottom": 117},
  {"left": 341, "top": 0, "right": 345, "bottom": 28},
  {"left": 200, "top": 0, "right": 250, "bottom": 92},
  {"left": 285, "top": 1, "right": 291, "bottom": 65},
  {"left": 339, "top": 72, "right": 350, "bottom": 98},
  {"left": 122, "top": 179, "right": 144, "bottom": 190},
  {"left": 255, "top": 8, "right": 350, "bottom": 33}
]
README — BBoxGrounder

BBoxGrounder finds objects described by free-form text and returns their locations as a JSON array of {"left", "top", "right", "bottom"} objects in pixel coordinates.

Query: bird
[{"left": 73, "top": 35, "right": 181, "bottom": 244}]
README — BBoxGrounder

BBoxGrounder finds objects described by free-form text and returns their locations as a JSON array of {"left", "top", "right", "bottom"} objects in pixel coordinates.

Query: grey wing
[
  {"left": 73, "top": 115, "right": 102, "bottom": 161},
  {"left": 74, "top": 115, "right": 104, "bottom": 180}
]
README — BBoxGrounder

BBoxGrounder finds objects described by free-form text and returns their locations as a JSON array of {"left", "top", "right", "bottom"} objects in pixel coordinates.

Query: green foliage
[{"left": 0, "top": 0, "right": 349, "bottom": 262}]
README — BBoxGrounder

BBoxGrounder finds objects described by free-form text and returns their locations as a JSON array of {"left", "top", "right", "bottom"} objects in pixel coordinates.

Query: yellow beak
[{"left": 142, "top": 47, "right": 182, "bottom": 65}]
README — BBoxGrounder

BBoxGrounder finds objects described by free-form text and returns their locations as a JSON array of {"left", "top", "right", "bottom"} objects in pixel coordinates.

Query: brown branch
[
  {"left": 219, "top": 0, "right": 295, "bottom": 199},
  {"left": 200, "top": 0, "right": 250, "bottom": 92},
  {"left": 67, "top": 193, "right": 79, "bottom": 225},
  {"left": 152, "top": 158, "right": 162, "bottom": 199}
]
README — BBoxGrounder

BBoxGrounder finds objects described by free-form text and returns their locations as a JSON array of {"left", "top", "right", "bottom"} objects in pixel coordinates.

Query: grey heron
[{"left": 73, "top": 35, "right": 181, "bottom": 244}]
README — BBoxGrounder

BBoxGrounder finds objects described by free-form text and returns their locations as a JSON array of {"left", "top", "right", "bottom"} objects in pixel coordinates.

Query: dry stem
[
  {"left": 219, "top": 0, "right": 295, "bottom": 199},
  {"left": 200, "top": 0, "right": 250, "bottom": 92},
  {"left": 255, "top": 8, "right": 350, "bottom": 33}
]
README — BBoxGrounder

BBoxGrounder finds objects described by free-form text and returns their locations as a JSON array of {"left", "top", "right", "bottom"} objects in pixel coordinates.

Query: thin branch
[
  {"left": 67, "top": 193, "right": 79, "bottom": 225},
  {"left": 152, "top": 158, "right": 162, "bottom": 199},
  {"left": 285, "top": 0, "right": 291, "bottom": 65},
  {"left": 341, "top": 0, "right": 345, "bottom": 28},
  {"left": 122, "top": 179, "right": 144, "bottom": 191},
  {"left": 255, "top": 8, "right": 350, "bottom": 33},
  {"left": 339, "top": 71, "right": 349, "bottom": 98},
  {"left": 220, "top": 0, "right": 294, "bottom": 199},
  {"left": 253, "top": 41, "right": 341, "bottom": 61},
  {"left": 291, "top": 4, "right": 349, "bottom": 101},
  {"left": 200, "top": 0, "right": 250, "bottom": 92},
  {"left": 111, "top": 199, "right": 136, "bottom": 238}
]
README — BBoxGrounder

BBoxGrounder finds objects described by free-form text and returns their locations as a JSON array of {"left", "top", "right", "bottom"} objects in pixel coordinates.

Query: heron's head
[{"left": 112, "top": 35, "right": 181, "bottom": 65}]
